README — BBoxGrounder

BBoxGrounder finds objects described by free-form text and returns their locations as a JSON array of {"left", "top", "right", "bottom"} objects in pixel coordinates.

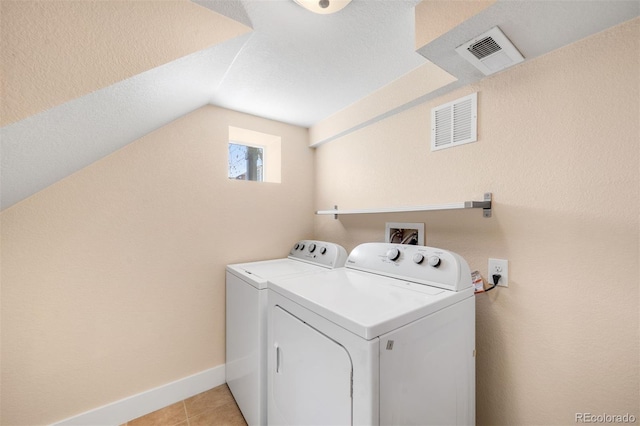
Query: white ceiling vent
[
  {"left": 456, "top": 27, "right": 524, "bottom": 75},
  {"left": 431, "top": 92, "right": 477, "bottom": 152}
]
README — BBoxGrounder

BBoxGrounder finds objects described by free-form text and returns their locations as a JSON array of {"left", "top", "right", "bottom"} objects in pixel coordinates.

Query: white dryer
[
  {"left": 267, "top": 242, "right": 475, "bottom": 426},
  {"left": 226, "top": 240, "right": 347, "bottom": 426}
]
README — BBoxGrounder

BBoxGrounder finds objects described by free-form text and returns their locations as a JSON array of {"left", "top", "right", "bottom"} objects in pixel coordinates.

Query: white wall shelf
[{"left": 317, "top": 193, "right": 492, "bottom": 219}]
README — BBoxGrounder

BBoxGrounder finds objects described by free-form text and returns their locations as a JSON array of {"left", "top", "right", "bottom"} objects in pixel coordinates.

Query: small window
[
  {"left": 228, "top": 126, "right": 281, "bottom": 183},
  {"left": 228, "top": 143, "right": 264, "bottom": 181}
]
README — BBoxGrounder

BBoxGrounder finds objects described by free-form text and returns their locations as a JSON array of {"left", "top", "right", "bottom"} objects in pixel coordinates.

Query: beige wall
[
  {"left": 0, "top": 106, "right": 314, "bottom": 425},
  {"left": 0, "top": 0, "right": 250, "bottom": 126},
  {"left": 315, "top": 18, "right": 639, "bottom": 425}
]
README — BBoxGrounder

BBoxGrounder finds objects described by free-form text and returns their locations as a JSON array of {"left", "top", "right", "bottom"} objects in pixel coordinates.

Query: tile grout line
[{"left": 183, "top": 400, "right": 190, "bottom": 426}]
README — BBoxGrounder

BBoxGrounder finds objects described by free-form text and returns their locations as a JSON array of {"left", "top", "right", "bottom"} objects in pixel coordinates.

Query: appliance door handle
[{"left": 275, "top": 344, "right": 281, "bottom": 373}]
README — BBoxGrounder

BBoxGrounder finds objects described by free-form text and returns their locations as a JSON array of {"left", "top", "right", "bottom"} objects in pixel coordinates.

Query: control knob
[
  {"left": 413, "top": 253, "right": 425, "bottom": 264},
  {"left": 309, "top": 243, "right": 316, "bottom": 253},
  {"left": 428, "top": 256, "right": 441, "bottom": 268},
  {"left": 386, "top": 248, "right": 401, "bottom": 262},
  {"left": 320, "top": 247, "right": 327, "bottom": 255}
]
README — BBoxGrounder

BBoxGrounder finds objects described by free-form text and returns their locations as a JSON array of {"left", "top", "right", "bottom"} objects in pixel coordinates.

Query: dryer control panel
[
  {"left": 346, "top": 243, "right": 472, "bottom": 292},
  {"left": 288, "top": 240, "right": 348, "bottom": 269}
]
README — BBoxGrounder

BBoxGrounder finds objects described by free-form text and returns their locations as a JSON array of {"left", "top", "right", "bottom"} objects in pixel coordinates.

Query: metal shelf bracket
[{"left": 464, "top": 192, "right": 493, "bottom": 218}]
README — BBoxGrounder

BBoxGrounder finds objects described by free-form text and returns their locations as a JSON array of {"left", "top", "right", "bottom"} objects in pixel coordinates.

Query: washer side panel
[{"left": 379, "top": 296, "right": 476, "bottom": 425}]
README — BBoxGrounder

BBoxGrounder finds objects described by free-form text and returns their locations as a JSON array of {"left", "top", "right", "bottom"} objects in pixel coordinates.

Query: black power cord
[{"left": 484, "top": 274, "right": 502, "bottom": 292}]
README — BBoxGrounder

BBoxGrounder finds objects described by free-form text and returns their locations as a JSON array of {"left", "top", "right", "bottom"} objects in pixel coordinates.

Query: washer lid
[
  {"left": 268, "top": 268, "right": 473, "bottom": 339},
  {"left": 227, "top": 258, "right": 326, "bottom": 290}
]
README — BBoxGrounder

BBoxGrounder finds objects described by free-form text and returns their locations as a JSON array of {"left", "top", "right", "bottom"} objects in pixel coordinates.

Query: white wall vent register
[
  {"left": 456, "top": 26, "right": 524, "bottom": 76},
  {"left": 431, "top": 92, "right": 477, "bottom": 151}
]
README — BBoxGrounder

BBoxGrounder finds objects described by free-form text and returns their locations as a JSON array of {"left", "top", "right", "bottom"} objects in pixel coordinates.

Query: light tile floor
[{"left": 123, "top": 384, "right": 247, "bottom": 426}]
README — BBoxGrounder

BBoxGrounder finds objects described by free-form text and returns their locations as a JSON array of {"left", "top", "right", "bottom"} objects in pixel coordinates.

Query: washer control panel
[
  {"left": 346, "top": 243, "right": 471, "bottom": 291},
  {"left": 288, "top": 240, "right": 348, "bottom": 269}
]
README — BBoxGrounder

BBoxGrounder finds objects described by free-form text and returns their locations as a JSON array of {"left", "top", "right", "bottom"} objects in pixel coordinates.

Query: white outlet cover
[{"left": 488, "top": 258, "right": 508, "bottom": 287}]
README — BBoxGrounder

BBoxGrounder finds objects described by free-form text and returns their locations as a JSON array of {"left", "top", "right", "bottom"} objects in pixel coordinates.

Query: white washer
[
  {"left": 226, "top": 240, "right": 347, "bottom": 426},
  {"left": 267, "top": 242, "right": 475, "bottom": 426}
]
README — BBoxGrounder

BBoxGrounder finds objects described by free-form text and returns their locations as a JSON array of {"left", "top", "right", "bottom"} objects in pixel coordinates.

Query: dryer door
[{"left": 270, "top": 306, "right": 352, "bottom": 426}]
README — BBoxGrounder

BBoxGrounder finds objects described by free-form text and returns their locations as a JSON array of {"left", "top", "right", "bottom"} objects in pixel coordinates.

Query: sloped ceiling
[
  {"left": 0, "top": 0, "right": 253, "bottom": 211},
  {"left": 0, "top": 0, "right": 251, "bottom": 126},
  {"left": 0, "top": 36, "right": 252, "bottom": 210},
  {"left": 1, "top": 0, "right": 639, "bottom": 211}
]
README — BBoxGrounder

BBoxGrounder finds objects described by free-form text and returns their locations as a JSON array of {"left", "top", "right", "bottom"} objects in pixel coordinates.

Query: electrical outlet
[{"left": 488, "top": 258, "right": 508, "bottom": 287}]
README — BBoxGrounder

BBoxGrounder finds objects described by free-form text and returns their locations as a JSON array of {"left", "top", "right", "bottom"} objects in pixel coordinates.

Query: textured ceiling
[
  {"left": 196, "top": 0, "right": 426, "bottom": 127},
  {"left": 1, "top": 0, "right": 639, "bottom": 211},
  {"left": 0, "top": 0, "right": 250, "bottom": 126}
]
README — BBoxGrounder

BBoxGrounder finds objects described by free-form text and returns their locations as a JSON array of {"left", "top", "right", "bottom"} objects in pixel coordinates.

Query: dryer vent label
[{"left": 386, "top": 340, "right": 394, "bottom": 350}]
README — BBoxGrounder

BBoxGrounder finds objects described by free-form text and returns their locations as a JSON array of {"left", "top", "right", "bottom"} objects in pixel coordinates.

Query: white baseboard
[{"left": 52, "top": 364, "right": 226, "bottom": 426}]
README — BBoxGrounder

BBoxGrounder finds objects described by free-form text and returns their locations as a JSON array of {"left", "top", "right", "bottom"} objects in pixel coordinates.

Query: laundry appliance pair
[{"left": 227, "top": 240, "right": 475, "bottom": 425}]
